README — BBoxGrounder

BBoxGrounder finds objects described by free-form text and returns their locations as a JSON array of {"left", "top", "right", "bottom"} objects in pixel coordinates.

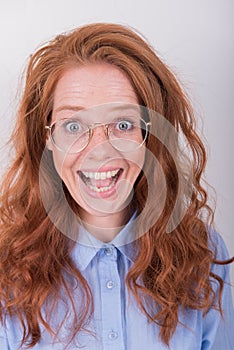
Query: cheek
[
  {"left": 130, "top": 148, "right": 145, "bottom": 171},
  {"left": 127, "top": 149, "right": 145, "bottom": 183},
  {"left": 131, "top": 163, "right": 143, "bottom": 183},
  {"left": 51, "top": 151, "right": 76, "bottom": 180}
]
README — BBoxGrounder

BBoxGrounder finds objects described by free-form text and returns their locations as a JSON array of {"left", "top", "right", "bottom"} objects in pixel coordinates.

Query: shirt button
[
  {"left": 104, "top": 247, "right": 113, "bottom": 256},
  {"left": 106, "top": 280, "right": 115, "bottom": 289},
  {"left": 108, "top": 330, "right": 118, "bottom": 340}
]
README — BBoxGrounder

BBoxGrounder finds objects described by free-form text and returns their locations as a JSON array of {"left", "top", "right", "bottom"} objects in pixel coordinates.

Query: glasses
[{"left": 45, "top": 115, "right": 151, "bottom": 154}]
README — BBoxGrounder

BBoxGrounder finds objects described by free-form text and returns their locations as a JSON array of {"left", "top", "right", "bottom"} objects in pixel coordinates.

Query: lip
[
  {"left": 77, "top": 168, "right": 124, "bottom": 199},
  {"left": 77, "top": 166, "right": 122, "bottom": 173}
]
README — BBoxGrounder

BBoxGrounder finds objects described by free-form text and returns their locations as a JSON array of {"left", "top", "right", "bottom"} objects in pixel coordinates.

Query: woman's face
[{"left": 47, "top": 63, "right": 146, "bottom": 225}]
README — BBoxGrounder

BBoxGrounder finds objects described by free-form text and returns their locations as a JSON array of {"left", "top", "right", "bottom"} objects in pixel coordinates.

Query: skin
[{"left": 47, "top": 63, "right": 146, "bottom": 242}]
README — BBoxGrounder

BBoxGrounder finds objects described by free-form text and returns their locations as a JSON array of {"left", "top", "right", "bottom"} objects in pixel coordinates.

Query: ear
[
  {"left": 46, "top": 140, "right": 53, "bottom": 151},
  {"left": 45, "top": 134, "right": 53, "bottom": 151}
]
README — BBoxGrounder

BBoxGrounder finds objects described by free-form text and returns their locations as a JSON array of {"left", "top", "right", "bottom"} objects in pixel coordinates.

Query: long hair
[{"left": 0, "top": 23, "right": 232, "bottom": 348}]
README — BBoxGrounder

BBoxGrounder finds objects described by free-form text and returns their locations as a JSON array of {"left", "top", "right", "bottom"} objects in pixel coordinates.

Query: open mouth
[{"left": 78, "top": 168, "right": 123, "bottom": 193}]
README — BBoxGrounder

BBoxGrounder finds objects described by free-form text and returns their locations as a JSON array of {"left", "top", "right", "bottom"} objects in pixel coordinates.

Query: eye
[
  {"left": 64, "top": 120, "right": 82, "bottom": 133},
  {"left": 116, "top": 120, "right": 133, "bottom": 131}
]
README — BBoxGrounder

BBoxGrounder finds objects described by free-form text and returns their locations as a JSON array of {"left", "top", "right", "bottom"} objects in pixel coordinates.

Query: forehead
[{"left": 52, "top": 63, "right": 138, "bottom": 111}]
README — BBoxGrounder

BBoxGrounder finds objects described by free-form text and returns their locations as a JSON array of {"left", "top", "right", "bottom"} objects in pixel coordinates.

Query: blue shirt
[{"left": 0, "top": 218, "right": 233, "bottom": 349}]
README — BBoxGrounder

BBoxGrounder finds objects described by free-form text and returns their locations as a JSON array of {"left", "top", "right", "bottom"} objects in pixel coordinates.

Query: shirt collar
[{"left": 71, "top": 212, "right": 138, "bottom": 271}]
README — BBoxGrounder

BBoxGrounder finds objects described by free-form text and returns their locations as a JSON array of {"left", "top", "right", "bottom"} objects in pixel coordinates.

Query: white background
[{"left": 0, "top": 0, "right": 233, "bottom": 298}]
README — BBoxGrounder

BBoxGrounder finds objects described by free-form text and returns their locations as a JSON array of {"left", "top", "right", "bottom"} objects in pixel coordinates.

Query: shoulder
[
  {"left": 208, "top": 228, "right": 232, "bottom": 290},
  {"left": 205, "top": 229, "right": 234, "bottom": 349},
  {"left": 208, "top": 228, "right": 230, "bottom": 261}
]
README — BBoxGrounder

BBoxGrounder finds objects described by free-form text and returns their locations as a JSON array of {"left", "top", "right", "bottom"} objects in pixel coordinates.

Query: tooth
[
  {"left": 111, "top": 169, "right": 118, "bottom": 177},
  {"left": 100, "top": 172, "right": 107, "bottom": 180},
  {"left": 87, "top": 177, "right": 117, "bottom": 192},
  {"left": 81, "top": 169, "right": 120, "bottom": 180}
]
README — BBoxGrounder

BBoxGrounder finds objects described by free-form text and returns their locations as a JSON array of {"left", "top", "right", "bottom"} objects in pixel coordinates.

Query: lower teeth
[
  {"left": 88, "top": 181, "right": 116, "bottom": 192},
  {"left": 82, "top": 174, "right": 119, "bottom": 193}
]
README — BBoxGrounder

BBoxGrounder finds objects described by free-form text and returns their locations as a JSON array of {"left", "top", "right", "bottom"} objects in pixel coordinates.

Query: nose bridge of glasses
[
  {"left": 87, "top": 122, "right": 109, "bottom": 148},
  {"left": 84, "top": 122, "right": 116, "bottom": 155},
  {"left": 89, "top": 122, "right": 109, "bottom": 139}
]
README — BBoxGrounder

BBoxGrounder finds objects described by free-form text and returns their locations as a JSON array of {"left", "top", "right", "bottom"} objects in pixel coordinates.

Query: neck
[{"left": 79, "top": 205, "right": 134, "bottom": 242}]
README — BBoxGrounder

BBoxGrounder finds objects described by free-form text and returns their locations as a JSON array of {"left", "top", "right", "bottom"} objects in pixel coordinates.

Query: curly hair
[{"left": 0, "top": 23, "right": 233, "bottom": 348}]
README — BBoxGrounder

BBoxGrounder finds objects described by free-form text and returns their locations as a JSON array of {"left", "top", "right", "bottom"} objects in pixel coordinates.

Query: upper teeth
[{"left": 81, "top": 169, "right": 119, "bottom": 180}]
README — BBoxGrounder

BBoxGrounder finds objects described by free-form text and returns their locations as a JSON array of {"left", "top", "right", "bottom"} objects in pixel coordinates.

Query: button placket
[
  {"left": 98, "top": 246, "right": 125, "bottom": 348},
  {"left": 103, "top": 246, "right": 116, "bottom": 292}
]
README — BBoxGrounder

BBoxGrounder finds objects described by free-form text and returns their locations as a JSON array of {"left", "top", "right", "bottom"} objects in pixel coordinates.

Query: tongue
[{"left": 89, "top": 177, "right": 114, "bottom": 188}]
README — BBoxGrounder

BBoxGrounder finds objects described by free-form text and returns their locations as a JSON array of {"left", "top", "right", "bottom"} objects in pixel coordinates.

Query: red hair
[{"left": 0, "top": 23, "right": 233, "bottom": 348}]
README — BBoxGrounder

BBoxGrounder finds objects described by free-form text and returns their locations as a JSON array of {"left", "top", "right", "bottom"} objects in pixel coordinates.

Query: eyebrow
[
  {"left": 54, "top": 105, "right": 85, "bottom": 113},
  {"left": 54, "top": 104, "right": 140, "bottom": 114}
]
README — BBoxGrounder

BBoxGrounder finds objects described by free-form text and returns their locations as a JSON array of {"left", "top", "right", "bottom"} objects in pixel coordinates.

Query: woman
[{"left": 0, "top": 23, "right": 233, "bottom": 349}]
